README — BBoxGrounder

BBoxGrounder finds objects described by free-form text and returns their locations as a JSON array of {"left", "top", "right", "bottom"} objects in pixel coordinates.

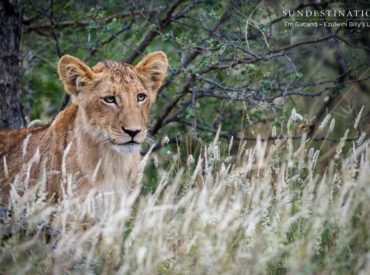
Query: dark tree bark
[{"left": 0, "top": 0, "right": 25, "bottom": 129}]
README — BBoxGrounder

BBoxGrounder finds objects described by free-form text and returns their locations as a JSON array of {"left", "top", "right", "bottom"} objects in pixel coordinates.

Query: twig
[
  {"left": 24, "top": 9, "right": 161, "bottom": 32},
  {"left": 125, "top": 0, "right": 189, "bottom": 63},
  {"left": 151, "top": 77, "right": 193, "bottom": 135}
]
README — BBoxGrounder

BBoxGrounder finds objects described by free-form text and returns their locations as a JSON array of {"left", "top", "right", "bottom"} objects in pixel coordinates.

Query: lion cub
[{"left": 0, "top": 52, "right": 168, "bottom": 204}]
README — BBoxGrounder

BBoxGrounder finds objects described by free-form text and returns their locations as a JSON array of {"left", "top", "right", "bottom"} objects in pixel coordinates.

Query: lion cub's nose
[{"left": 122, "top": 127, "right": 141, "bottom": 138}]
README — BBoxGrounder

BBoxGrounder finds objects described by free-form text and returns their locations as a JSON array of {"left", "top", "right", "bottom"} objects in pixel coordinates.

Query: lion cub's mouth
[
  {"left": 108, "top": 139, "right": 141, "bottom": 154},
  {"left": 110, "top": 140, "right": 140, "bottom": 146}
]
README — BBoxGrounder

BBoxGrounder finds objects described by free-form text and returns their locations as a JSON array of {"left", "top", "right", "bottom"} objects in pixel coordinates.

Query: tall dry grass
[{"left": 0, "top": 121, "right": 369, "bottom": 274}]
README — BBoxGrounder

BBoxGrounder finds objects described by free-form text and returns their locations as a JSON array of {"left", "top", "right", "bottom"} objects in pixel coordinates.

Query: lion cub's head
[{"left": 58, "top": 52, "right": 168, "bottom": 153}]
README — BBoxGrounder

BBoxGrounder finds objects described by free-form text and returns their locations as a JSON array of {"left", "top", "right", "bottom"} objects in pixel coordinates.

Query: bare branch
[
  {"left": 24, "top": 8, "right": 161, "bottom": 32},
  {"left": 125, "top": 0, "right": 189, "bottom": 63},
  {"left": 151, "top": 76, "right": 194, "bottom": 136}
]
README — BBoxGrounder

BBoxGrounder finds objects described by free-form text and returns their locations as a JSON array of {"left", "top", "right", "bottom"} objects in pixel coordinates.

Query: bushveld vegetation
[{"left": 0, "top": 0, "right": 370, "bottom": 274}]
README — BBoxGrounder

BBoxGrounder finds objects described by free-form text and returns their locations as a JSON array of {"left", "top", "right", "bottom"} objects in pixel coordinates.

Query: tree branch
[
  {"left": 24, "top": 9, "right": 160, "bottom": 32},
  {"left": 125, "top": 0, "right": 189, "bottom": 63},
  {"left": 150, "top": 76, "right": 194, "bottom": 135}
]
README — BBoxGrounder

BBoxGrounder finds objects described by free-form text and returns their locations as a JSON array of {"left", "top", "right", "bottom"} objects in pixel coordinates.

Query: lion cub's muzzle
[
  {"left": 109, "top": 127, "right": 146, "bottom": 153},
  {"left": 109, "top": 126, "right": 147, "bottom": 146},
  {"left": 122, "top": 127, "right": 141, "bottom": 138},
  {"left": 120, "top": 127, "right": 144, "bottom": 144}
]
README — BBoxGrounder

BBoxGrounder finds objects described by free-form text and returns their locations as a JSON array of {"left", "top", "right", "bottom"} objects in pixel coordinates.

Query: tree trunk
[{"left": 0, "top": 0, "right": 25, "bottom": 129}]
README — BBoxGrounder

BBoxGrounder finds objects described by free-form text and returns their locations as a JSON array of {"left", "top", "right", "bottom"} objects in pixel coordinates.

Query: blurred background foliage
[{"left": 19, "top": 0, "right": 370, "bottom": 173}]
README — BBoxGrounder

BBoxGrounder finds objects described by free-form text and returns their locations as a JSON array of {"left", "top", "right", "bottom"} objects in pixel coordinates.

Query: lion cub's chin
[{"left": 111, "top": 143, "right": 141, "bottom": 154}]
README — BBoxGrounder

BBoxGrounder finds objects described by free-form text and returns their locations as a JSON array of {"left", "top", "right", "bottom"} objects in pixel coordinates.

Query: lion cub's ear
[
  {"left": 58, "top": 55, "right": 95, "bottom": 96},
  {"left": 135, "top": 51, "right": 168, "bottom": 96}
]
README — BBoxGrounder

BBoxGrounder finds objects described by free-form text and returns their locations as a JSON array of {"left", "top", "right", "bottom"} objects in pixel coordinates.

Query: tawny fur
[{"left": 0, "top": 52, "right": 168, "bottom": 205}]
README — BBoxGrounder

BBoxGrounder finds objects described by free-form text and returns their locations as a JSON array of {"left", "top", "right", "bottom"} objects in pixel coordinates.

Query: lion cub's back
[
  {"left": 0, "top": 125, "right": 49, "bottom": 156},
  {"left": 0, "top": 125, "right": 52, "bottom": 204}
]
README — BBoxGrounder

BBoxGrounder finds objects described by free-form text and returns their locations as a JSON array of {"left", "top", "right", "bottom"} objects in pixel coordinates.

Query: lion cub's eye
[
  {"left": 137, "top": 93, "right": 147, "bottom": 102},
  {"left": 102, "top": 96, "right": 116, "bottom": 104}
]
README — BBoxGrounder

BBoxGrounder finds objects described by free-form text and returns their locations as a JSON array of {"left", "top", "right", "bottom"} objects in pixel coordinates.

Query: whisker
[
  {"left": 101, "top": 137, "right": 111, "bottom": 144},
  {"left": 110, "top": 131, "right": 123, "bottom": 136}
]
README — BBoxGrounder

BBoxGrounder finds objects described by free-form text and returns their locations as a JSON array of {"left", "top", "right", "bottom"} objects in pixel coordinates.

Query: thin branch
[
  {"left": 157, "top": 0, "right": 245, "bottom": 95},
  {"left": 83, "top": 20, "right": 134, "bottom": 62},
  {"left": 24, "top": 9, "right": 161, "bottom": 32},
  {"left": 49, "top": 0, "right": 63, "bottom": 58},
  {"left": 149, "top": 0, "right": 246, "bottom": 136},
  {"left": 125, "top": 0, "right": 189, "bottom": 63},
  {"left": 150, "top": 76, "right": 193, "bottom": 135},
  {"left": 270, "top": 33, "right": 338, "bottom": 54}
]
